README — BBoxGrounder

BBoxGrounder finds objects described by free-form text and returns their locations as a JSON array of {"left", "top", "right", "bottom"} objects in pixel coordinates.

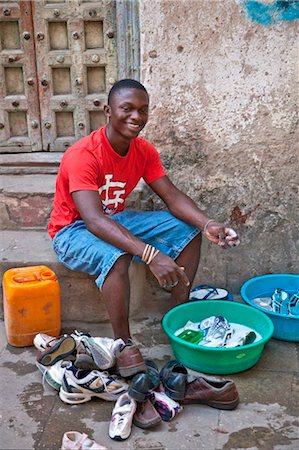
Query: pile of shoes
[
  {"left": 33, "top": 331, "right": 240, "bottom": 444},
  {"left": 252, "top": 288, "right": 299, "bottom": 316}
]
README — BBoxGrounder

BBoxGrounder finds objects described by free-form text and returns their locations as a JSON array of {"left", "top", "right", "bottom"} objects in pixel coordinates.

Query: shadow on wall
[{"left": 242, "top": 0, "right": 299, "bottom": 26}]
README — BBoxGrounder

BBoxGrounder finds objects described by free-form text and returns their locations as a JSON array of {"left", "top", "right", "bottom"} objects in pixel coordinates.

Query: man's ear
[{"left": 104, "top": 104, "right": 111, "bottom": 119}]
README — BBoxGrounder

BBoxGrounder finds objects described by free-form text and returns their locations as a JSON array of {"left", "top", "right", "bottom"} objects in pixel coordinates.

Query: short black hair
[{"left": 108, "top": 79, "right": 148, "bottom": 105}]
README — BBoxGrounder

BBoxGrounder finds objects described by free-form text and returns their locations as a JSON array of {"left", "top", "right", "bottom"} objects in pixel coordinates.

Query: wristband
[
  {"left": 141, "top": 244, "right": 160, "bottom": 265},
  {"left": 203, "top": 219, "right": 216, "bottom": 234}
]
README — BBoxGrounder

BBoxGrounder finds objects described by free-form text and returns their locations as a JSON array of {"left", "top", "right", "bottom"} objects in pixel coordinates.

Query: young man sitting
[{"left": 48, "top": 79, "right": 239, "bottom": 377}]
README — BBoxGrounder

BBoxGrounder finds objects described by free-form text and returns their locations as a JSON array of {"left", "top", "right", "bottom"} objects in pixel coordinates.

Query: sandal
[
  {"left": 189, "top": 284, "right": 233, "bottom": 301},
  {"left": 61, "top": 431, "right": 107, "bottom": 449}
]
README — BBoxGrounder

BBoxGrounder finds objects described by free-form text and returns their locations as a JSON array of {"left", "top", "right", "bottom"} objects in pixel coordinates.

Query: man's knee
[{"left": 110, "top": 254, "right": 132, "bottom": 276}]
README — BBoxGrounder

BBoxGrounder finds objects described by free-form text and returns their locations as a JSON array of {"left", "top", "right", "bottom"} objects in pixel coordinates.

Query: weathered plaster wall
[{"left": 139, "top": 0, "right": 298, "bottom": 291}]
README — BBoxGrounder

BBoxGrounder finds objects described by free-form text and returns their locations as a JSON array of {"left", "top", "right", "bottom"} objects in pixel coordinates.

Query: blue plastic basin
[{"left": 241, "top": 274, "right": 299, "bottom": 342}]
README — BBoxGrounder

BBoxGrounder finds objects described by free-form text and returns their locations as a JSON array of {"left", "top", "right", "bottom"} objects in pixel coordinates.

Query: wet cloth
[{"left": 53, "top": 211, "right": 200, "bottom": 290}]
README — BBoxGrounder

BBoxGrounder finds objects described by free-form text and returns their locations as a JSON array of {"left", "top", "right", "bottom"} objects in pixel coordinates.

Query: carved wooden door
[
  {"left": 0, "top": 1, "right": 42, "bottom": 152},
  {"left": 0, "top": 0, "right": 117, "bottom": 152}
]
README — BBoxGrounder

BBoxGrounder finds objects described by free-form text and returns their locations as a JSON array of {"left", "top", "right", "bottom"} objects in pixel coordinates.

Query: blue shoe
[
  {"left": 288, "top": 291, "right": 299, "bottom": 316},
  {"left": 271, "top": 288, "right": 289, "bottom": 315}
]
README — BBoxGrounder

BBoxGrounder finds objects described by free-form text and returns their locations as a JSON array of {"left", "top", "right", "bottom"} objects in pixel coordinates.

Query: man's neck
[{"left": 105, "top": 126, "right": 130, "bottom": 156}]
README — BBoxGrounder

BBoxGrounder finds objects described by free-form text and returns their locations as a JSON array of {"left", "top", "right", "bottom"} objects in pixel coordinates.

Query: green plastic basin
[{"left": 162, "top": 300, "right": 274, "bottom": 374}]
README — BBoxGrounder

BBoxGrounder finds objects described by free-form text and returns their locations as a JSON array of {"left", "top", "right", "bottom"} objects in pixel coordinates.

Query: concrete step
[
  {"left": 0, "top": 174, "right": 56, "bottom": 230},
  {"left": 0, "top": 230, "right": 147, "bottom": 323},
  {"left": 0, "top": 172, "right": 150, "bottom": 230},
  {"left": 0, "top": 152, "right": 62, "bottom": 175}
]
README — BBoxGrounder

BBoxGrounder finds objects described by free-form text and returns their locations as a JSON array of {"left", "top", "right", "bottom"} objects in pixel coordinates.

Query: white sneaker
[
  {"left": 79, "top": 336, "right": 115, "bottom": 370},
  {"left": 109, "top": 393, "right": 137, "bottom": 441},
  {"left": 36, "top": 360, "right": 72, "bottom": 390},
  {"left": 61, "top": 431, "right": 107, "bottom": 449},
  {"left": 59, "top": 365, "right": 128, "bottom": 404},
  {"left": 151, "top": 390, "right": 183, "bottom": 422}
]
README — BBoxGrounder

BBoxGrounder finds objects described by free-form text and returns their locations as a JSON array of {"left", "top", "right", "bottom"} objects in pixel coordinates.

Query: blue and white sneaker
[
  {"left": 200, "top": 315, "right": 232, "bottom": 347},
  {"left": 271, "top": 289, "right": 289, "bottom": 315},
  {"left": 59, "top": 365, "right": 128, "bottom": 404},
  {"left": 36, "top": 360, "right": 72, "bottom": 391},
  {"left": 288, "top": 291, "right": 299, "bottom": 316}
]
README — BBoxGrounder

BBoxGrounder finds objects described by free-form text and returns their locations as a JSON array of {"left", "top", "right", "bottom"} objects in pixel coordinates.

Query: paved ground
[{"left": 0, "top": 305, "right": 298, "bottom": 450}]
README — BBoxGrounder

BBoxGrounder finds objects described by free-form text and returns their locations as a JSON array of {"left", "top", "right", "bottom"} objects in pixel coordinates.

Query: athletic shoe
[
  {"left": 109, "top": 393, "right": 137, "bottom": 441},
  {"left": 35, "top": 360, "right": 72, "bottom": 391},
  {"left": 61, "top": 431, "right": 107, "bottom": 449},
  {"left": 200, "top": 315, "right": 232, "bottom": 347},
  {"left": 59, "top": 365, "right": 128, "bottom": 404},
  {"left": 74, "top": 340, "right": 99, "bottom": 371},
  {"left": 79, "top": 336, "right": 115, "bottom": 370},
  {"left": 150, "top": 389, "right": 183, "bottom": 422},
  {"left": 271, "top": 288, "right": 289, "bottom": 314},
  {"left": 36, "top": 335, "right": 76, "bottom": 366},
  {"left": 288, "top": 292, "right": 299, "bottom": 316}
]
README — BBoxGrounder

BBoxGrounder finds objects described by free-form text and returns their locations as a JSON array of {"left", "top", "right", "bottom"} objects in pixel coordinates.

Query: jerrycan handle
[
  {"left": 13, "top": 274, "right": 37, "bottom": 283},
  {"left": 40, "top": 270, "right": 57, "bottom": 281}
]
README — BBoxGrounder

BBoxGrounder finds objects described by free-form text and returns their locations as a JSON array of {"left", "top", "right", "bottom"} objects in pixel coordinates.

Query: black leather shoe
[
  {"left": 128, "top": 359, "right": 160, "bottom": 401},
  {"left": 159, "top": 360, "right": 188, "bottom": 400}
]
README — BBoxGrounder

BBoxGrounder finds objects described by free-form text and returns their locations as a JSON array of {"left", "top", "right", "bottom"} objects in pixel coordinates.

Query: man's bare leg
[
  {"left": 171, "top": 233, "right": 202, "bottom": 307},
  {"left": 101, "top": 254, "right": 132, "bottom": 341}
]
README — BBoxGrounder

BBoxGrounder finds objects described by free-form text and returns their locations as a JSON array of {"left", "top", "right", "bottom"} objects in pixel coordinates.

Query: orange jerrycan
[{"left": 2, "top": 265, "right": 61, "bottom": 347}]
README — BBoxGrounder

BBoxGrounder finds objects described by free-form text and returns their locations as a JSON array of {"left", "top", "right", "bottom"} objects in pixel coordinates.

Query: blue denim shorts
[{"left": 52, "top": 210, "right": 200, "bottom": 290}]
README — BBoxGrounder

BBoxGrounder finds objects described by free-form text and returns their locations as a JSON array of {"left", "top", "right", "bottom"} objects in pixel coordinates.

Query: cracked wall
[{"left": 139, "top": 0, "right": 298, "bottom": 291}]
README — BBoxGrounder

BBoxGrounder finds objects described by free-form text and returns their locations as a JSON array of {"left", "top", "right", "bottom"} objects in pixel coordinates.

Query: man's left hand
[{"left": 204, "top": 221, "right": 240, "bottom": 249}]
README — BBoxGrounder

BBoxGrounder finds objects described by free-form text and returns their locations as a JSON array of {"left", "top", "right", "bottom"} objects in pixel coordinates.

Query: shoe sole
[
  {"left": 37, "top": 337, "right": 76, "bottom": 366},
  {"left": 118, "top": 362, "right": 147, "bottom": 378},
  {"left": 59, "top": 386, "right": 118, "bottom": 404},
  {"left": 153, "top": 400, "right": 175, "bottom": 422},
  {"left": 182, "top": 396, "right": 240, "bottom": 410}
]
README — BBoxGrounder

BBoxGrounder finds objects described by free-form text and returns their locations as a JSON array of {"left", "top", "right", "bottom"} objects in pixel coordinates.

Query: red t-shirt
[{"left": 48, "top": 126, "right": 165, "bottom": 238}]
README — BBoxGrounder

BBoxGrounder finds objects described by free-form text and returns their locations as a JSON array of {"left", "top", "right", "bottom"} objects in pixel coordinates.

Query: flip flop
[{"left": 189, "top": 284, "right": 233, "bottom": 301}]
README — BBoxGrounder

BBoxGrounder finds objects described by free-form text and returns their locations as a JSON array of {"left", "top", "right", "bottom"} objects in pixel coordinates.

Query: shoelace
[
  {"left": 41, "top": 367, "right": 49, "bottom": 391},
  {"left": 95, "top": 371, "right": 121, "bottom": 400}
]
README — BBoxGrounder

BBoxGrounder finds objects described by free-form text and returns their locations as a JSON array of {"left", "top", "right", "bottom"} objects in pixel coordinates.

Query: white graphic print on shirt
[{"left": 98, "top": 174, "right": 126, "bottom": 215}]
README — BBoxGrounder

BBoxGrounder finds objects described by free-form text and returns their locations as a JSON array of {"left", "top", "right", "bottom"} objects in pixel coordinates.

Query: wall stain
[{"left": 243, "top": 0, "right": 299, "bottom": 26}]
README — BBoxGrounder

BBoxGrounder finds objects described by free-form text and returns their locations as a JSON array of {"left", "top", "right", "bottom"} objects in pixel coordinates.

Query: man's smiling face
[{"left": 105, "top": 88, "right": 149, "bottom": 140}]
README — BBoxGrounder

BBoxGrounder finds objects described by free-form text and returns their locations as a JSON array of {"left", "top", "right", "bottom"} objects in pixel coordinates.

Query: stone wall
[{"left": 139, "top": 0, "right": 298, "bottom": 292}]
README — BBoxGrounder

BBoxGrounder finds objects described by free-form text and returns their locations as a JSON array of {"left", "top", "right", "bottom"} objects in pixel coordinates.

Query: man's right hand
[{"left": 148, "top": 252, "right": 190, "bottom": 288}]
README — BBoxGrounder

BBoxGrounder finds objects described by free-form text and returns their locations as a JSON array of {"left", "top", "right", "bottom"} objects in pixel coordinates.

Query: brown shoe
[
  {"left": 133, "top": 398, "right": 162, "bottom": 429},
  {"left": 115, "top": 339, "right": 146, "bottom": 377},
  {"left": 182, "top": 377, "right": 239, "bottom": 410}
]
